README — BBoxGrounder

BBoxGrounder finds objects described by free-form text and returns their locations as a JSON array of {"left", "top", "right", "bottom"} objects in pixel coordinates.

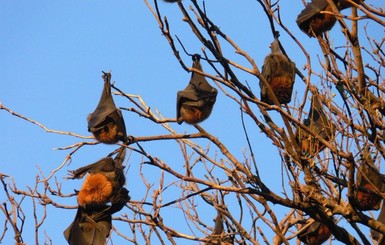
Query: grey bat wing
[
  {"left": 296, "top": 0, "right": 329, "bottom": 26},
  {"left": 64, "top": 205, "right": 112, "bottom": 245}
]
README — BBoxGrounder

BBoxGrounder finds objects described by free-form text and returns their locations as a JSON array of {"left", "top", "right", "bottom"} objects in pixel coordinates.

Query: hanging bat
[
  {"left": 70, "top": 146, "right": 127, "bottom": 207},
  {"left": 371, "top": 201, "right": 385, "bottom": 242},
  {"left": 177, "top": 54, "right": 218, "bottom": 125},
  {"left": 88, "top": 72, "right": 127, "bottom": 144},
  {"left": 64, "top": 147, "right": 130, "bottom": 245},
  {"left": 260, "top": 35, "right": 296, "bottom": 105},
  {"left": 64, "top": 188, "right": 130, "bottom": 245},
  {"left": 355, "top": 149, "right": 383, "bottom": 211},
  {"left": 296, "top": 94, "right": 335, "bottom": 158},
  {"left": 296, "top": 0, "right": 364, "bottom": 37},
  {"left": 297, "top": 219, "right": 332, "bottom": 245},
  {"left": 206, "top": 212, "right": 233, "bottom": 245}
]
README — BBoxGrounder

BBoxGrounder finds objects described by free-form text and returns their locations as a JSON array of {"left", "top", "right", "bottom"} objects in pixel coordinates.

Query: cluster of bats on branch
[{"left": 62, "top": 0, "right": 385, "bottom": 244}]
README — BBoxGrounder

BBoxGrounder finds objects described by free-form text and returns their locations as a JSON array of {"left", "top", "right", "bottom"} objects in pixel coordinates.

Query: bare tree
[{"left": 1, "top": 0, "right": 385, "bottom": 244}]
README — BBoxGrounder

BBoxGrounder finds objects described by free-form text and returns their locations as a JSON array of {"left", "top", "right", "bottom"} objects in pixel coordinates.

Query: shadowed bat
[
  {"left": 206, "top": 212, "right": 234, "bottom": 245},
  {"left": 371, "top": 201, "right": 385, "bottom": 242},
  {"left": 260, "top": 36, "right": 296, "bottom": 105},
  {"left": 64, "top": 147, "right": 130, "bottom": 245},
  {"left": 355, "top": 149, "right": 383, "bottom": 211},
  {"left": 88, "top": 72, "right": 127, "bottom": 144},
  {"left": 296, "top": 0, "right": 364, "bottom": 37},
  {"left": 296, "top": 94, "right": 335, "bottom": 158},
  {"left": 297, "top": 219, "right": 332, "bottom": 245},
  {"left": 177, "top": 54, "right": 218, "bottom": 125}
]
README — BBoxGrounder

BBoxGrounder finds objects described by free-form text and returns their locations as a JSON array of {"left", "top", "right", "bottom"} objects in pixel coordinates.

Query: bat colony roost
[{"left": 63, "top": 0, "right": 383, "bottom": 242}]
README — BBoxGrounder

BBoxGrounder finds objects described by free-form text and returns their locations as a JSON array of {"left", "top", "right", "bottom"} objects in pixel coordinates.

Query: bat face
[
  {"left": 298, "top": 220, "right": 331, "bottom": 245},
  {"left": 177, "top": 55, "right": 218, "bottom": 124},
  {"left": 260, "top": 39, "right": 296, "bottom": 105},
  {"left": 355, "top": 152, "right": 383, "bottom": 211},
  {"left": 296, "top": 95, "right": 335, "bottom": 158},
  {"left": 296, "top": 0, "right": 336, "bottom": 37},
  {"left": 88, "top": 72, "right": 127, "bottom": 144}
]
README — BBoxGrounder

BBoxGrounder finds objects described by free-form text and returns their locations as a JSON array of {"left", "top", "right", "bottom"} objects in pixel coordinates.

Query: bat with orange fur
[
  {"left": 64, "top": 147, "right": 129, "bottom": 245},
  {"left": 88, "top": 72, "right": 127, "bottom": 144},
  {"left": 260, "top": 35, "right": 296, "bottom": 105},
  {"left": 297, "top": 219, "right": 332, "bottom": 245},
  {"left": 355, "top": 149, "right": 383, "bottom": 211},
  {"left": 177, "top": 54, "right": 218, "bottom": 125},
  {"left": 296, "top": 93, "right": 335, "bottom": 158},
  {"left": 296, "top": 0, "right": 364, "bottom": 37}
]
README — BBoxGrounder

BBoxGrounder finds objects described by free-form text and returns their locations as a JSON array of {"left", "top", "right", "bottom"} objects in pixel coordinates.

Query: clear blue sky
[{"left": 0, "top": 1, "right": 382, "bottom": 244}]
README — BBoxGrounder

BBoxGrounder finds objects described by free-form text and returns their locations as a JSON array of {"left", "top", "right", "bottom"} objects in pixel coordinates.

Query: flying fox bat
[
  {"left": 355, "top": 149, "right": 383, "bottom": 211},
  {"left": 177, "top": 54, "right": 218, "bottom": 125},
  {"left": 88, "top": 72, "right": 127, "bottom": 144},
  {"left": 296, "top": 0, "right": 364, "bottom": 37},
  {"left": 206, "top": 212, "right": 233, "bottom": 245},
  {"left": 260, "top": 36, "right": 296, "bottom": 105},
  {"left": 371, "top": 201, "right": 385, "bottom": 242},
  {"left": 64, "top": 147, "right": 130, "bottom": 245},
  {"left": 297, "top": 219, "right": 332, "bottom": 245},
  {"left": 71, "top": 147, "right": 127, "bottom": 207},
  {"left": 296, "top": 94, "right": 335, "bottom": 158},
  {"left": 64, "top": 188, "right": 130, "bottom": 245},
  {"left": 296, "top": 0, "right": 337, "bottom": 37}
]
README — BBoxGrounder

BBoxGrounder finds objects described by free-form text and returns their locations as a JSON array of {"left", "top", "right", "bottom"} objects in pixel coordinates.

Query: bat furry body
[
  {"left": 355, "top": 149, "right": 383, "bottom": 211},
  {"left": 296, "top": 0, "right": 364, "bottom": 37},
  {"left": 177, "top": 54, "right": 218, "bottom": 124},
  {"left": 260, "top": 37, "right": 295, "bottom": 105},
  {"left": 296, "top": 94, "right": 335, "bottom": 158},
  {"left": 88, "top": 72, "right": 127, "bottom": 144},
  {"left": 64, "top": 147, "right": 129, "bottom": 245},
  {"left": 298, "top": 220, "right": 331, "bottom": 245}
]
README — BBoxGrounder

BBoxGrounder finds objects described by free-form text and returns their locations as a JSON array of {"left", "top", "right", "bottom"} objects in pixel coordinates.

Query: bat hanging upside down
[
  {"left": 297, "top": 219, "right": 332, "bottom": 245},
  {"left": 64, "top": 147, "right": 130, "bottom": 245},
  {"left": 87, "top": 71, "right": 127, "bottom": 144},
  {"left": 296, "top": 93, "right": 335, "bottom": 158},
  {"left": 354, "top": 149, "right": 383, "bottom": 211},
  {"left": 260, "top": 35, "right": 296, "bottom": 105},
  {"left": 296, "top": 0, "right": 364, "bottom": 37},
  {"left": 176, "top": 54, "right": 218, "bottom": 125}
]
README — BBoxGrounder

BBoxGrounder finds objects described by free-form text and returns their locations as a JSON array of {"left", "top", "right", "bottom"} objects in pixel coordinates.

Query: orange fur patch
[
  {"left": 356, "top": 183, "right": 381, "bottom": 210},
  {"left": 180, "top": 104, "right": 213, "bottom": 125},
  {"left": 93, "top": 123, "right": 119, "bottom": 144},
  {"left": 77, "top": 173, "right": 113, "bottom": 207}
]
